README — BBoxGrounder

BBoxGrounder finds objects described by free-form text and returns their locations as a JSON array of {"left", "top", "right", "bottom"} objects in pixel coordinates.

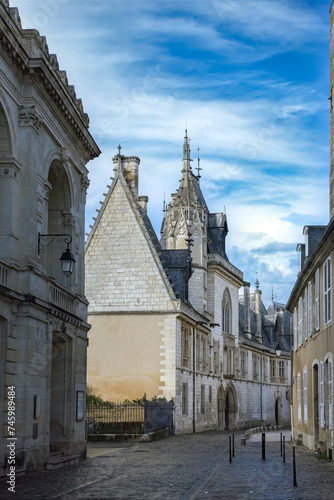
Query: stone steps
[{"left": 46, "top": 452, "right": 81, "bottom": 470}]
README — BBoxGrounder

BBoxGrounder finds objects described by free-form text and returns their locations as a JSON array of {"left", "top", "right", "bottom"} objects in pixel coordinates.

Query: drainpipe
[{"left": 193, "top": 326, "right": 196, "bottom": 433}]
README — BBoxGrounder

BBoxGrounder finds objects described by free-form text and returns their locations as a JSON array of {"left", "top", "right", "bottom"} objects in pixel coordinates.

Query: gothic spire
[{"left": 182, "top": 129, "right": 192, "bottom": 172}]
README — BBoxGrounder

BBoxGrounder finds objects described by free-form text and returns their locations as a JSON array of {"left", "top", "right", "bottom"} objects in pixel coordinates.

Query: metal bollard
[
  {"left": 293, "top": 446, "right": 298, "bottom": 487},
  {"left": 232, "top": 433, "right": 235, "bottom": 457},
  {"left": 280, "top": 432, "right": 282, "bottom": 457},
  {"left": 262, "top": 432, "right": 265, "bottom": 461},
  {"left": 229, "top": 435, "right": 232, "bottom": 463},
  {"left": 283, "top": 435, "right": 286, "bottom": 463}
]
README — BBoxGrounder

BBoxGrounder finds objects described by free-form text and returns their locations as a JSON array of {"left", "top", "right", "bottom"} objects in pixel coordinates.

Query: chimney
[
  {"left": 243, "top": 282, "right": 251, "bottom": 339},
  {"left": 138, "top": 195, "right": 148, "bottom": 212},
  {"left": 112, "top": 153, "right": 140, "bottom": 198}
]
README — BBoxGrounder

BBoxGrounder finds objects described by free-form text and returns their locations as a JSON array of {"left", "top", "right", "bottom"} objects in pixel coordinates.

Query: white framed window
[
  {"left": 324, "top": 257, "right": 332, "bottom": 325},
  {"left": 307, "top": 281, "right": 313, "bottom": 337},
  {"left": 181, "top": 324, "right": 191, "bottom": 369},
  {"left": 315, "top": 268, "right": 320, "bottom": 331},
  {"left": 279, "top": 360, "right": 285, "bottom": 379},
  {"left": 320, "top": 361, "right": 325, "bottom": 428},
  {"left": 303, "top": 367, "right": 308, "bottom": 424},
  {"left": 297, "top": 372, "right": 302, "bottom": 422},
  {"left": 298, "top": 297, "right": 303, "bottom": 346}
]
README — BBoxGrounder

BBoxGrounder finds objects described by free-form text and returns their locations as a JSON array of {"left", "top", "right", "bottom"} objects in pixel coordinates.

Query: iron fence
[
  {"left": 86, "top": 401, "right": 174, "bottom": 435},
  {"left": 87, "top": 403, "right": 145, "bottom": 434}
]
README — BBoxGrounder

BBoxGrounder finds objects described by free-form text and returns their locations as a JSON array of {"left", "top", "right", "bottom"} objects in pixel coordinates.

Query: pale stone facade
[
  {"left": 86, "top": 132, "right": 291, "bottom": 433},
  {"left": 286, "top": 2, "right": 334, "bottom": 458},
  {"left": 0, "top": 1, "right": 99, "bottom": 475}
]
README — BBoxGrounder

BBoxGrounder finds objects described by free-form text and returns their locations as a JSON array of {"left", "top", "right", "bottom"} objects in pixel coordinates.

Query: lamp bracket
[{"left": 38, "top": 233, "right": 72, "bottom": 254}]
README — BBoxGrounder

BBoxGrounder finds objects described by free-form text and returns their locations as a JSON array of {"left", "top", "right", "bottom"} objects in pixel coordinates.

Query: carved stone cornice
[{"left": 0, "top": 2, "right": 100, "bottom": 160}]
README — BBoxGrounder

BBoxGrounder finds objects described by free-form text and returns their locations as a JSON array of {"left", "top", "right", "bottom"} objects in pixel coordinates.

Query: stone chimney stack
[
  {"left": 243, "top": 282, "right": 251, "bottom": 339},
  {"left": 113, "top": 149, "right": 140, "bottom": 198},
  {"left": 255, "top": 278, "right": 262, "bottom": 344}
]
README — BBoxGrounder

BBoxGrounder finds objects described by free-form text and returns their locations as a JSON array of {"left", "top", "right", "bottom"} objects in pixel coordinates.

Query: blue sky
[{"left": 14, "top": 0, "right": 331, "bottom": 306}]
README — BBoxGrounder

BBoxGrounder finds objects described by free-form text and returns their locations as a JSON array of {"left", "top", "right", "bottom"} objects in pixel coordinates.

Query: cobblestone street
[{"left": 1, "top": 430, "right": 334, "bottom": 499}]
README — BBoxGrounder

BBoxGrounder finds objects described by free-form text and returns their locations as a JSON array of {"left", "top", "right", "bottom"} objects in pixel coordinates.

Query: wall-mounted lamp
[
  {"left": 275, "top": 342, "right": 282, "bottom": 358},
  {"left": 38, "top": 232, "right": 76, "bottom": 277}
]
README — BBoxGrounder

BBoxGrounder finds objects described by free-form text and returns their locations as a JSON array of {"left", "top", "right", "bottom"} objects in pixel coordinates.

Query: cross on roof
[{"left": 117, "top": 144, "right": 122, "bottom": 155}]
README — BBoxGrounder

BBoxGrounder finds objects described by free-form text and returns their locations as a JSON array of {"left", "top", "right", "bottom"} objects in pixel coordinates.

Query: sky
[{"left": 13, "top": 0, "right": 331, "bottom": 306}]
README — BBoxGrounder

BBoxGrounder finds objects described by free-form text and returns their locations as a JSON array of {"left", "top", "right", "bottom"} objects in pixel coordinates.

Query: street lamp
[{"left": 38, "top": 233, "right": 76, "bottom": 277}]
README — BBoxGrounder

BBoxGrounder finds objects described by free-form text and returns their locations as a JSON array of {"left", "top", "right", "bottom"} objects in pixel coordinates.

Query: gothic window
[
  {"left": 240, "top": 350, "right": 247, "bottom": 376},
  {"left": 270, "top": 359, "right": 276, "bottom": 380},
  {"left": 222, "top": 288, "right": 232, "bottom": 334},
  {"left": 182, "top": 383, "right": 188, "bottom": 415},
  {"left": 213, "top": 341, "right": 219, "bottom": 375},
  {"left": 209, "top": 385, "right": 212, "bottom": 403},
  {"left": 303, "top": 367, "right": 308, "bottom": 424},
  {"left": 323, "top": 257, "right": 332, "bottom": 325},
  {"left": 181, "top": 324, "right": 191, "bottom": 369},
  {"left": 279, "top": 360, "right": 285, "bottom": 379}
]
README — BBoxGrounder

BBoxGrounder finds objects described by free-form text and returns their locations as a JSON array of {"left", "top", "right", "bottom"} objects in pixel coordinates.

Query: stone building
[
  {"left": 0, "top": 1, "right": 100, "bottom": 475},
  {"left": 286, "top": 1, "right": 334, "bottom": 458},
  {"left": 86, "top": 131, "right": 291, "bottom": 433}
]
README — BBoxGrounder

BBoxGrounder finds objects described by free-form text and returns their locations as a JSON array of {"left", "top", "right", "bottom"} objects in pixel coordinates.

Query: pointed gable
[{"left": 85, "top": 155, "right": 176, "bottom": 313}]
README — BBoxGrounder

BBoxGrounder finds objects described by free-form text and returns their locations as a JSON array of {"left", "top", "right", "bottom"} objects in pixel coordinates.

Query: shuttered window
[
  {"left": 297, "top": 372, "right": 302, "bottom": 422},
  {"left": 303, "top": 368, "right": 308, "bottom": 424},
  {"left": 315, "top": 269, "right": 320, "bottom": 330},
  {"left": 307, "top": 281, "right": 313, "bottom": 337},
  {"left": 324, "top": 257, "right": 331, "bottom": 325}
]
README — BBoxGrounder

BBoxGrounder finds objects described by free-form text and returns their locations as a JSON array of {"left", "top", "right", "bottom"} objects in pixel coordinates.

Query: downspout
[{"left": 193, "top": 326, "right": 196, "bottom": 433}]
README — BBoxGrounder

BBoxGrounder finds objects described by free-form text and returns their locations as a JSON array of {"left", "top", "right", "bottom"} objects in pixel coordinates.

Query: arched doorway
[{"left": 225, "top": 385, "right": 237, "bottom": 430}]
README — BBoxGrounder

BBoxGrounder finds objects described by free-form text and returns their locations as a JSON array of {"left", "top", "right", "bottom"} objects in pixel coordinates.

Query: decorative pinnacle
[
  {"left": 255, "top": 274, "right": 260, "bottom": 290},
  {"left": 117, "top": 144, "right": 122, "bottom": 155},
  {"left": 196, "top": 144, "right": 202, "bottom": 178}
]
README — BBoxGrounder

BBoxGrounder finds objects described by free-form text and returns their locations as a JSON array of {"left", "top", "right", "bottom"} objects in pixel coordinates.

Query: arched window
[
  {"left": 44, "top": 160, "right": 72, "bottom": 285},
  {"left": 222, "top": 288, "right": 232, "bottom": 334}
]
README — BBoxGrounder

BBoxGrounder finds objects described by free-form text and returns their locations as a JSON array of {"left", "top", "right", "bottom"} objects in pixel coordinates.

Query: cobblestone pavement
[{"left": 1, "top": 430, "right": 334, "bottom": 499}]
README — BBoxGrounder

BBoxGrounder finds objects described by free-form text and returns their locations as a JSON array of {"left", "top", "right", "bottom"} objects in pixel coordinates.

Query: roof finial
[
  {"left": 271, "top": 287, "right": 274, "bottom": 302},
  {"left": 117, "top": 144, "right": 122, "bottom": 155},
  {"left": 196, "top": 144, "right": 202, "bottom": 178},
  {"left": 255, "top": 273, "right": 260, "bottom": 290}
]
